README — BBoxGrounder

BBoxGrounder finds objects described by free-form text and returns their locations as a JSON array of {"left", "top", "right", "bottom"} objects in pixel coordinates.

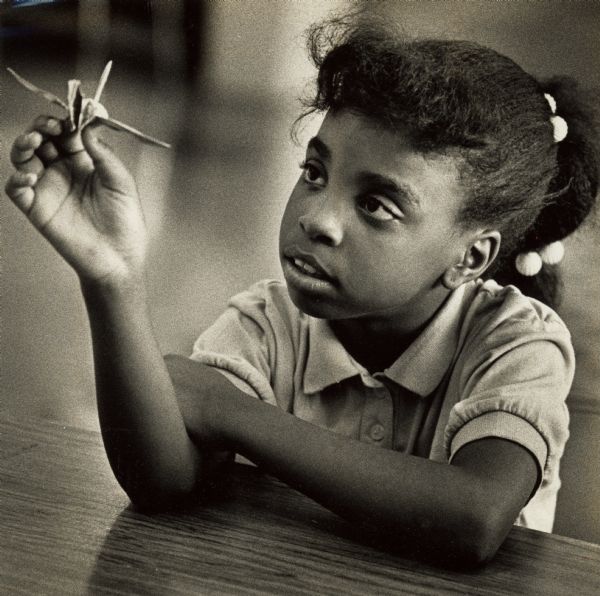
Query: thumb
[{"left": 81, "top": 125, "right": 135, "bottom": 192}]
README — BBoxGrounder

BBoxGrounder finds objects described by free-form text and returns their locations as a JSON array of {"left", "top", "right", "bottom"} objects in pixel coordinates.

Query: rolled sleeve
[
  {"left": 446, "top": 332, "right": 573, "bottom": 485},
  {"left": 449, "top": 411, "right": 548, "bottom": 476}
]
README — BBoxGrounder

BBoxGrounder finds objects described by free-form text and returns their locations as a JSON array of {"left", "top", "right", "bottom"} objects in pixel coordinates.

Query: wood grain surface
[{"left": 1, "top": 413, "right": 599, "bottom": 595}]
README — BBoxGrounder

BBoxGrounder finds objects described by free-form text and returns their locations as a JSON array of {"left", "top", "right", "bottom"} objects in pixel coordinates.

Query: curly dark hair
[{"left": 298, "top": 14, "right": 599, "bottom": 307}]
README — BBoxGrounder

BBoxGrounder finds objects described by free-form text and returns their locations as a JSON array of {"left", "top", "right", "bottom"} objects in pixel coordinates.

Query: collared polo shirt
[{"left": 190, "top": 278, "right": 574, "bottom": 532}]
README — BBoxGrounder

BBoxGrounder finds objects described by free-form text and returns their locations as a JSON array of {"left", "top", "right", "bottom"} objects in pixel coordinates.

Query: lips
[
  {"left": 283, "top": 249, "right": 335, "bottom": 283},
  {"left": 291, "top": 256, "right": 329, "bottom": 280}
]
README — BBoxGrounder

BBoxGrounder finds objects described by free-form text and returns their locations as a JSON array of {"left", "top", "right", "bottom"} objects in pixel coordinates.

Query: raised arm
[{"left": 5, "top": 118, "right": 222, "bottom": 509}]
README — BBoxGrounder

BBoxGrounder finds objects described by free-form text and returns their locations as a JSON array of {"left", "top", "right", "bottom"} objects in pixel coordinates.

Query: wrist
[
  {"left": 80, "top": 270, "right": 150, "bottom": 323},
  {"left": 80, "top": 268, "right": 147, "bottom": 300}
]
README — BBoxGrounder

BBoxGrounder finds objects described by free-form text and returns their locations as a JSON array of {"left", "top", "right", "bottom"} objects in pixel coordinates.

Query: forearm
[
  {"left": 81, "top": 276, "right": 203, "bottom": 508},
  {"left": 217, "top": 393, "right": 512, "bottom": 564}
]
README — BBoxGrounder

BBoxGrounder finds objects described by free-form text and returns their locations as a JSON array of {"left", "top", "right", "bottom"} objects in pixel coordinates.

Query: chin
[{"left": 285, "top": 284, "right": 344, "bottom": 320}]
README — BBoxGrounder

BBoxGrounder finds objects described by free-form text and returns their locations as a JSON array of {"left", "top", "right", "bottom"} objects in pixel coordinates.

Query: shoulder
[
  {"left": 228, "top": 279, "right": 300, "bottom": 324},
  {"left": 229, "top": 278, "right": 292, "bottom": 308},
  {"left": 460, "top": 278, "right": 573, "bottom": 351},
  {"left": 453, "top": 278, "right": 575, "bottom": 407},
  {"left": 225, "top": 279, "right": 308, "bottom": 345}
]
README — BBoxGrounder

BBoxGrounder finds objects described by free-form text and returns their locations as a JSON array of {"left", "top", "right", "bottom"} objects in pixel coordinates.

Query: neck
[{"left": 329, "top": 290, "right": 450, "bottom": 373}]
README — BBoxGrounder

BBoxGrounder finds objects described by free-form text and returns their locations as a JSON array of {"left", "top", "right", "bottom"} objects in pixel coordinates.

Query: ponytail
[{"left": 491, "top": 77, "right": 600, "bottom": 307}]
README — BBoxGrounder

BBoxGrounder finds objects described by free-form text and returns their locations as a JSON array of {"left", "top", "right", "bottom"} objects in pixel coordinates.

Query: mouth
[
  {"left": 282, "top": 249, "right": 337, "bottom": 290},
  {"left": 288, "top": 256, "right": 330, "bottom": 281}
]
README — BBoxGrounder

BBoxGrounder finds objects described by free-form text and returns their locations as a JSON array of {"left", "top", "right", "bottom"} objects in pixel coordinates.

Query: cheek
[
  {"left": 343, "top": 234, "right": 444, "bottom": 295},
  {"left": 279, "top": 185, "right": 304, "bottom": 236},
  {"left": 341, "top": 241, "right": 403, "bottom": 293},
  {"left": 279, "top": 200, "right": 296, "bottom": 242}
]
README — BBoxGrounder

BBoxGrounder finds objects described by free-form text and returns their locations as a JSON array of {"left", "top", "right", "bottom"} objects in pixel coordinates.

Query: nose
[{"left": 298, "top": 199, "right": 344, "bottom": 247}]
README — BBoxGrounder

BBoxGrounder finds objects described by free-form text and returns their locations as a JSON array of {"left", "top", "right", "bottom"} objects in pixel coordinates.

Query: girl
[{"left": 5, "top": 16, "right": 599, "bottom": 566}]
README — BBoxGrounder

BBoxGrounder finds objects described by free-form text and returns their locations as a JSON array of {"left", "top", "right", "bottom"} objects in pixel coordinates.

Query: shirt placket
[{"left": 357, "top": 374, "right": 394, "bottom": 449}]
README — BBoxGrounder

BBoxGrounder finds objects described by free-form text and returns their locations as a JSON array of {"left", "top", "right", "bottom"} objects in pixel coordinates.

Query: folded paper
[{"left": 7, "top": 61, "right": 171, "bottom": 149}]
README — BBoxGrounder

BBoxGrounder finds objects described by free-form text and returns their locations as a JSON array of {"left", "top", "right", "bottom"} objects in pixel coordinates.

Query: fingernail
[{"left": 47, "top": 118, "right": 60, "bottom": 130}]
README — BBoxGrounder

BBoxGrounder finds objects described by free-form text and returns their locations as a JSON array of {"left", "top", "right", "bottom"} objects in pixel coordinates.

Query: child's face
[{"left": 279, "top": 110, "right": 472, "bottom": 325}]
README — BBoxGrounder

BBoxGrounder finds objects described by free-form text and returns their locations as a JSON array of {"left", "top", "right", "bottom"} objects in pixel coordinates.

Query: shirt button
[{"left": 369, "top": 423, "right": 385, "bottom": 441}]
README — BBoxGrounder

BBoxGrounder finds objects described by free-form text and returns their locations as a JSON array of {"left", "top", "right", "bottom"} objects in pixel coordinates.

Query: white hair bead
[
  {"left": 544, "top": 93, "right": 557, "bottom": 113},
  {"left": 540, "top": 240, "right": 565, "bottom": 265},
  {"left": 544, "top": 93, "right": 568, "bottom": 143},
  {"left": 515, "top": 251, "right": 543, "bottom": 276},
  {"left": 550, "top": 115, "right": 568, "bottom": 143}
]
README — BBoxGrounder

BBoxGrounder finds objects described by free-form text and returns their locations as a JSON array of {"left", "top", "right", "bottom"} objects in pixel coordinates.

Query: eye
[
  {"left": 299, "top": 160, "right": 326, "bottom": 187},
  {"left": 357, "top": 195, "right": 403, "bottom": 221}
]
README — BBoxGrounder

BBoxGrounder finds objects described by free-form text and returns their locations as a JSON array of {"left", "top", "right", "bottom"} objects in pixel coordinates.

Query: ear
[{"left": 442, "top": 230, "right": 501, "bottom": 290}]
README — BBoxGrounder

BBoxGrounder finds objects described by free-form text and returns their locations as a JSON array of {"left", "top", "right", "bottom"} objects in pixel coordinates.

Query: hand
[{"left": 5, "top": 116, "right": 148, "bottom": 286}]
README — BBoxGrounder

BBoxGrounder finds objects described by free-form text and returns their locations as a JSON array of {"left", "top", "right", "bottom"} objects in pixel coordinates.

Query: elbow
[
  {"left": 449, "top": 507, "right": 508, "bottom": 568},
  {"left": 475, "top": 525, "right": 506, "bottom": 566},
  {"left": 403, "top": 504, "right": 508, "bottom": 569},
  {"left": 453, "top": 533, "right": 501, "bottom": 569},
  {"left": 114, "top": 467, "right": 203, "bottom": 513},
  {"left": 125, "top": 482, "right": 199, "bottom": 513}
]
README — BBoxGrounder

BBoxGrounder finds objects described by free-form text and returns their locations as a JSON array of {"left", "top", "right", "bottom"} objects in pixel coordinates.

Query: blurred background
[{"left": 1, "top": 0, "right": 599, "bottom": 542}]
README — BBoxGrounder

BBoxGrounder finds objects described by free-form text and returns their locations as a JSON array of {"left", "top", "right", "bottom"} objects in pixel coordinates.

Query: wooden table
[{"left": 1, "top": 414, "right": 599, "bottom": 595}]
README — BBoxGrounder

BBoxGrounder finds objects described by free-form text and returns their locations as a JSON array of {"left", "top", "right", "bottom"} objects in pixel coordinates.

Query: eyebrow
[
  {"left": 357, "top": 172, "right": 422, "bottom": 211},
  {"left": 307, "top": 136, "right": 331, "bottom": 161},
  {"left": 306, "top": 136, "right": 422, "bottom": 211}
]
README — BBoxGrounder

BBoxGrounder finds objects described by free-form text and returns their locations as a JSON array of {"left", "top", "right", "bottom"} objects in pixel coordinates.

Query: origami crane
[{"left": 7, "top": 61, "right": 171, "bottom": 148}]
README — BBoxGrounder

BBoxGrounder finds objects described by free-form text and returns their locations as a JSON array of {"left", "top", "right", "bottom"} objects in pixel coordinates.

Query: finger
[
  {"left": 5, "top": 170, "right": 38, "bottom": 192},
  {"left": 59, "top": 128, "right": 85, "bottom": 156},
  {"left": 82, "top": 125, "right": 135, "bottom": 192},
  {"left": 27, "top": 116, "right": 85, "bottom": 159},
  {"left": 27, "top": 116, "right": 63, "bottom": 137},
  {"left": 10, "top": 131, "right": 45, "bottom": 175},
  {"left": 29, "top": 116, "right": 85, "bottom": 155},
  {"left": 5, "top": 171, "right": 38, "bottom": 214},
  {"left": 36, "top": 140, "right": 60, "bottom": 164}
]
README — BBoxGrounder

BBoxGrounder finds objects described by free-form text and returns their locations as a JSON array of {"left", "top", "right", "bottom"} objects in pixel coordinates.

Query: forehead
[{"left": 314, "top": 111, "right": 465, "bottom": 217}]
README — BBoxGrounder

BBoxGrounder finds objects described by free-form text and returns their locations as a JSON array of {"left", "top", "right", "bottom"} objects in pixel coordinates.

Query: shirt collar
[
  {"left": 303, "top": 316, "right": 362, "bottom": 395},
  {"left": 302, "top": 282, "right": 473, "bottom": 397}
]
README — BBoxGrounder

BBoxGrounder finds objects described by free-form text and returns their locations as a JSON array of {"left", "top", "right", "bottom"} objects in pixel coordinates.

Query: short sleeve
[
  {"left": 190, "top": 281, "right": 280, "bottom": 404},
  {"left": 445, "top": 317, "right": 574, "bottom": 488}
]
